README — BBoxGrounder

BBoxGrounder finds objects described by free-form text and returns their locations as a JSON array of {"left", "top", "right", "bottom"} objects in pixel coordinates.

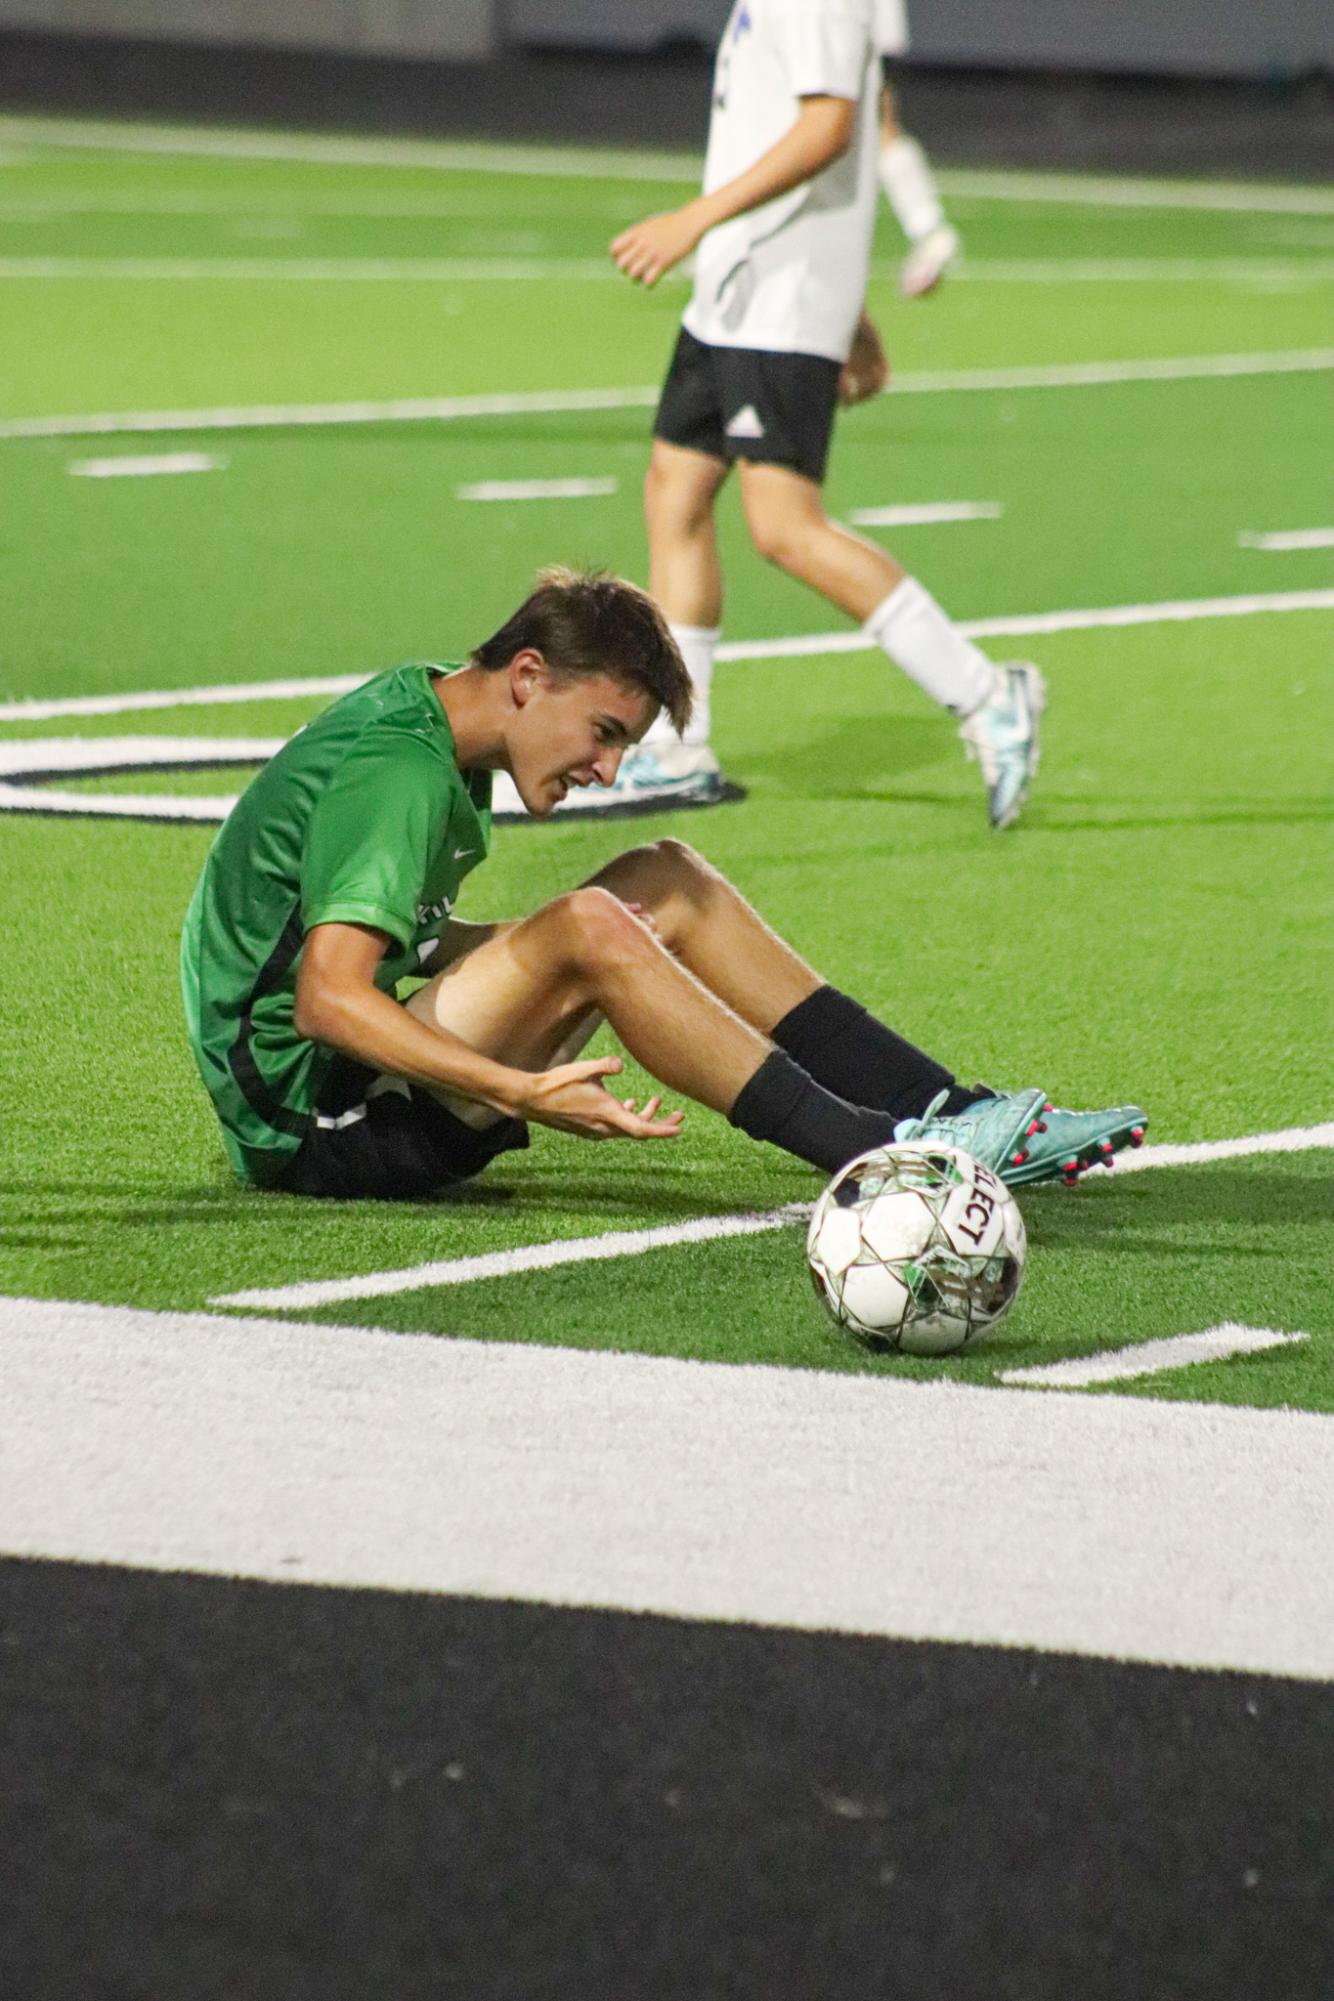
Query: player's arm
[
  {"left": 294, "top": 921, "right": 679, "bottom": 1141},
  {"left": 611, "top": 93, "right": 856, "bottom": 287}
]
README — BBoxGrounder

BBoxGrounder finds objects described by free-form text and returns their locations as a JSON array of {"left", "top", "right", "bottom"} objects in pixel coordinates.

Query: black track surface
[{"left": 3, "top": 1556, "right": 1330, "bottom": 2000}]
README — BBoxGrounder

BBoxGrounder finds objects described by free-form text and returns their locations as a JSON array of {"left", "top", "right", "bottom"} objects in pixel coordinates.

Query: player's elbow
[{"left": 293, "top": 964, "right": 348, "bottom": 1046}]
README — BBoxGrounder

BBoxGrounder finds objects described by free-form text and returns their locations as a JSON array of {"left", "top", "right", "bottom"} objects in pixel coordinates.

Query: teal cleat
[
  {"left": 1003, "top": 1099, "right": 1149, "bottom": 1188},
  {"left": 893, "top": 1088, "right": 1148, "bottom": 1188},
  {"left": 892, "top": 1087, "right": 1048, "bottom": 1180},
  {"left": 958, "top": 662, "right": 1046, "bottom": 830}
]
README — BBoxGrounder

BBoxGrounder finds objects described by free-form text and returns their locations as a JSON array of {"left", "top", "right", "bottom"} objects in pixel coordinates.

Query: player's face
[{"left": 511, "top": 667, "right": 655, "bottom": 816}]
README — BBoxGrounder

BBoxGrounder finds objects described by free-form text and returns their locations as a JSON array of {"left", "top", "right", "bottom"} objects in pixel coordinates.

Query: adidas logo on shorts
[{"left": 724, "top": 404, "right": 766, "bottom": 439}]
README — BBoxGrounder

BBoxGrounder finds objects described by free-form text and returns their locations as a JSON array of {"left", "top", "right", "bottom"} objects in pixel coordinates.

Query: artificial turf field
[
  {"left": 1, "top": 114, "right": 1330, "bottom": 1405},
  {"left": 2, "top": 110, "right": 1334, "bottom": 2001}
]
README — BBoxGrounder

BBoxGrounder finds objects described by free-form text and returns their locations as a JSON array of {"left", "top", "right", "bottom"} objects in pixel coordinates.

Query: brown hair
[{"left": 471, "top": 565, "right": 692, "bottom": 735}]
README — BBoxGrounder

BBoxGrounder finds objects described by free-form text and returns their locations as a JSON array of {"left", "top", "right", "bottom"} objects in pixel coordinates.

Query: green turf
[{"left": 0, "top": 120, "right": 1330, "bottom": 1414}]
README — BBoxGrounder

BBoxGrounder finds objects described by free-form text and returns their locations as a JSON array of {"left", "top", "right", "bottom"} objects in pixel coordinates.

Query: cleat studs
[
  {"left": 1026, "top": 1120, "right": 1041, "bottom": 1136},
  {"left": 1012, "top": 1151, "right": 1027, "bottom": 1165},
  {"left": 1130, "top": 1128, "right": 1144, "bottom": 1146}
]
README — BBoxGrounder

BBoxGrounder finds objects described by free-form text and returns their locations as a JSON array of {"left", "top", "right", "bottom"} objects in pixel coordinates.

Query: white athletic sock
[
  {"left": 865, "top": 578, "right": 998, "bottom": 717},
  {"left": 643, "top": 621, "right": 719, "bottom": 749},
  {"left": 879, "top": 134, "right": 945, "bottom": 244}
]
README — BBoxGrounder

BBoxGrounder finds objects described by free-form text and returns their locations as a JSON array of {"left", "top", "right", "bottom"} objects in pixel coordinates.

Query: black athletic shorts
[
  {"left": 274, "top": 1055, "right": 529, "bottom": 1201},
  {"left": 653, "top": 325, "right": 842, "bottom": 485}
]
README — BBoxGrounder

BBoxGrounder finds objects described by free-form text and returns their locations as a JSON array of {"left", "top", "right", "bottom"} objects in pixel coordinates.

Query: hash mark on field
[
  {"left": 210, "top": 1124, "right": 1334, "bottom": 1314},
  {"left": 849, "top": 501, "right": 1002, "bottom": 527},
  {"left": 1238, "top": 527, "right": 1334, "bottom": 551},
  {"left": 69, "top": 452, "right": 223, "bottom": 479},
  {"left": 1001, "top": 1324, "right": 1309, "bottom": 1389},
  {"left": 455, "top": 477, "right": 618, "bottom": 502}
]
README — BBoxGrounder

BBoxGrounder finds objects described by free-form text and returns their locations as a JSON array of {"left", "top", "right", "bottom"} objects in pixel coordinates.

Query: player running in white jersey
[
  {"left": 586, "top": 0, "right": 1041, "bottom": 831},
  {"left": 874, "top": 0, "right": 961, "bottom": 297}
]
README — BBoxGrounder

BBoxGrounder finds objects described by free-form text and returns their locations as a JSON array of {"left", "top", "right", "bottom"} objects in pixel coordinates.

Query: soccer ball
[{"left": 806, "top": 1143, "right": 1026, "bottom": 1355}]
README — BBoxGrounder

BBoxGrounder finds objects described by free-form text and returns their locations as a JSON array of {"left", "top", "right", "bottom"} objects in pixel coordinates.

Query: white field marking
[
  {"left": 5, "top": 586, "right": 1333, "bottom": 731},
  {"left": 6, "top": 118, "right": 1333, "bottom": 216},
  {"left": 1001, "top": 1325, "right": 1309, "bottom": 1390},
  {"left": 3, "top": 1293, "right": 1332, "bottom": 1680},
  {"left": 0, "top": 193, "right": 639, "bottom": 220},
  {"left": 3, "top": 254, "right": 1332, "bottom": 288},
  {"left": 0, "top": 677, "right": 361, "bottom": 724},
  {"left": 718, "top": 588, "right": 1334, "bottom": 664},
  {"left": 0, "top": 255, "right": 629, "bottom": 282},
  {"left": 0, "top": 733, "right": 282, "bottom": 822},
  {"left": 0, "top": 734, "right": 282, "bottom": 776},
  {"left": 2, "top": 347, "right": 1328, "bottom": 443},
  {"left": 0, "top": 116, "right": 703, "bottom": 183},
  {"left": 69, "top": 451, "right": 223, "bottom": 479},
  {"left": 455, "top": 476, "right": 618, "bottom": 502},
  {"left": 210, "top": 1122, "right": 1334, "bottom": 1314},
  {"left": 849, "top": 501, "right": 1002, "bottom": 528},
  {"left": 955, "top": 257, "right": 1334, "bottom": 285},
  {"left": 217, "top": 1206, "right": 810, "bottom": 1313},
  {"left": 1238, "top": 527, "right": 1334, "bottom": 551},
  {"left": 937, "top": 168, "right": 1334, "bottom": 218}
]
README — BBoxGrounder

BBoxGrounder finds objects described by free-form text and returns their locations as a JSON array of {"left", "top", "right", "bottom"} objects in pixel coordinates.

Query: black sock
[
  {"left": 728, "top": 1049, "right": 899, "bottom": 1177},
  {"left": 772, "top": 985, "right": 986, "bottom": 1123}
]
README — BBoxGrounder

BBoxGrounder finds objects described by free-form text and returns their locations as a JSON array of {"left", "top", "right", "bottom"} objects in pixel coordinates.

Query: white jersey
[
  {"left": 873, "top": 0, "right": 910, "bottom": 56},
  {"left": 683, "top": 0, "right": 880, "bottom": 364}
]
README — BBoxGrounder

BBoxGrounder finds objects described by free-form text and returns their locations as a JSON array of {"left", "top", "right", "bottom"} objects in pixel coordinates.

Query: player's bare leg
[
  {"left": 644, "top": 438, "right": 728, "bottom": 629},
  {"left": 407, "top": 884, "right": 776, "bottom": 1125},
  {"left": 737, "top": 460, "right": 904, "bottom": 620},
  {"left": 589, "top": 838, "right": 820, "bottom": 1035},
  {"left": 738, "top": 460, "right": 1042, "bottom": 826},
  {"left": 582, "top": 437, "right": 733, "bottom": 802}
]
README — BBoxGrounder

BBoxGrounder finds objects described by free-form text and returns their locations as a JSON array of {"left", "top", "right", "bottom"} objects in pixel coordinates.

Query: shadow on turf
[
  {"left": 1024, "top": 1167, "right": 1331, "bottom": 1240},
  {"left": 1020, "top": 796, "right": 1334, "bottom": 833}
]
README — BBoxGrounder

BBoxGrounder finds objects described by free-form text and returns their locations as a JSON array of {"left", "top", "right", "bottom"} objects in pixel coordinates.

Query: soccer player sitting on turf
[
  {"left": 181, "top": 569, "right": 1144, "bottom": 1202},
  {"left": 587, "top": 0, "right": 1038, "bottom": 831}
]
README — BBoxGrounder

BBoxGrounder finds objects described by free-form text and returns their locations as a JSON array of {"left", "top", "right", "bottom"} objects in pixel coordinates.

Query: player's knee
[
  {"left": 556, "top": 885, "right": 640, "bottom": 967},
  {"left": 746, "top": 505, "right": 804, "bottom": 571},
  {"left": 646, "top": 448, "right": 715, "bottom": 536}
]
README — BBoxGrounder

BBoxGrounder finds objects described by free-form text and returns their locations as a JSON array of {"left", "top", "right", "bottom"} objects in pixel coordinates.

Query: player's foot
[
  {"left": 899, "top": 224, "right": 960, "bottom": 299},
  {"left": 892, "top": 1087, "right": 1047, "bottom": 1181},
  {"left": 893, "top": 1088, "right": 1148, "bottom": 1189},
  {"left": 1003, "top": 1101, "right": 1149, "bottom": 1188},
  {"left": 571, "top": 740, "right": 729, "bottom": 812},
  {"left": 958, "top": 662, "right": 1046, "bottom": 830}
]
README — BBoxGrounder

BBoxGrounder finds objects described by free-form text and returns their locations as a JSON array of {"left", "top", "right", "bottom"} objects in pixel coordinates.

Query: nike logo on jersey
[
  {"left": 453, "top": 845, "right": 479, "bottom": 861},
  {"left": 725, "top": 404, "right": 766, "bottom": 440}
]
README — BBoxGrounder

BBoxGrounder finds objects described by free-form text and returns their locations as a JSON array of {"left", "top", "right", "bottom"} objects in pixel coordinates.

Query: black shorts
[
  {"left": 274, "top": 1056, "right": 529, "bottom": 1201},
  {"left": 653, "top": 325, "right": 842, "bottom": 485}
]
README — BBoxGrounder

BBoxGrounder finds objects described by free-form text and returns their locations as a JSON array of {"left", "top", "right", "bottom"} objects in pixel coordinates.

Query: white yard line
[
  {"left": 455, "top": 476, "right": 618, "bottom": 502},
  {"left": 0, "top": 116, "right": 703, "bottom": 182},
  {"left": 1001, "top": 1324, "right": 1309, "bottom": 1389},
  {"left": 2, "top": 1293, "right": 1330, "bottom": 1680},
  {"left": 5, "top": 118, "right": 1333, "bottom": 216},
  {"left": 3, "top": 586, "right": 1332, "bottom": 727},
  {"left": 3, "top": 254, "right": 1331, "bottom": 285},
  {"left": 69, "top": 451, "right": 223, "bottom": 478},
  {"left": 2, "top": 347, "right": 1328, "bottom": 442},
  {"left": 849, "top": 501, "right": 1002, "bottom": 527},
  {"left": 211, "top": 1122, "right": 1334, "bottom": 1314},
  {"left": 1238, "top": 527, "right": 1334, "bottom": 551}
]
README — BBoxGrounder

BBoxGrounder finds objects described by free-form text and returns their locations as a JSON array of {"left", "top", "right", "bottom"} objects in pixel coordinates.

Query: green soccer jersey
[{"left": 181, "top": 662, "right": 492, "bottom": 1185}]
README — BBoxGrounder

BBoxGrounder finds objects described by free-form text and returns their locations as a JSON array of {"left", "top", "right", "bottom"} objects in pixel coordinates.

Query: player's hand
[
  {"left": 515, "top": 1055, "right": 684, "bottom": 1141},
  {"left": 610, "top": 206, "right": 705, "bottom": 287},
  {"left": 838, "top": 312, "right": 890, "bottom": 406}
]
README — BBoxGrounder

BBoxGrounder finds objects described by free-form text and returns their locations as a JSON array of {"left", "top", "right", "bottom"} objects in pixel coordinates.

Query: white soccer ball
[{"left": 806, "top": 1142, "right": 1027, "bottom": 1355}]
